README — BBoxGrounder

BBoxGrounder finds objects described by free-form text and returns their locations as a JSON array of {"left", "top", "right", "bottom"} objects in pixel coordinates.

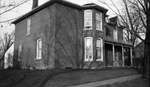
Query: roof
[
  {"left": 83, "top": 3, "right": 108, "bottom": 12},
  {"left": 12, "top": 0, "right": 108, "bottom": 24},
  {"left": 134, "top": 41, "right": 144, "bottom": 49}
]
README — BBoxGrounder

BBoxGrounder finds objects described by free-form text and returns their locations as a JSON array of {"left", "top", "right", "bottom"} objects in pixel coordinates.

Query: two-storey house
[{"left": 12, "top": 0, "right": 133, "bottom": 69}]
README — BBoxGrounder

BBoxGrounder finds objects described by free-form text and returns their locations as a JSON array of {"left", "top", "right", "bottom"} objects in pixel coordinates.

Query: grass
[
  {"left": 0, "top": 67, "right": 139, "bottom": 87},
  {"left": 44, "top": 68, "right": 138, "bottom": 87},
  {"left": 97, "top": 78, "right": 149, "bottom": 87}
]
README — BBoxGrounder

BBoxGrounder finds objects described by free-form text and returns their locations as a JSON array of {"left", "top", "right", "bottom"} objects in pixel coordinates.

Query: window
[
  {"left": 84, "top": 37, "right": 93, "bottom": 61},
  {"left": 84, "top": 10, "right": 92, "bottom": 30},
  {"left": 36, "top": 38, "right": 42, "bottom": 60},
  {"left": 114, "top": 29, "right": 118, "bottom": 41},
  {"left": 123, "top": 29, "right": 127, "bottom": 42},
  {"left": 96, "top": 38, "right": 103, "bottom": 61},
  {"left": 27, "top": 18, "right": 31, "bottom": 35},
  {"left": 18, "top": 43, "right": 22, "bottom": 57},
  {"left": 106, "top": 27, "right": 111, "bottom": 37},
  {"left": 96, "top": 13, "right": 102, "bottom": 31}
]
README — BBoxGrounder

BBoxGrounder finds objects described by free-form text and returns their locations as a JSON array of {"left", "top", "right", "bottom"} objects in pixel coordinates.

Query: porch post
[
  {"left": 130, "top": 47, "right": 133, "bottom": 66},
  {"left": 112, "top": 44, "right": 115, "bottom": 66},
  {"left": 122, "top": 46, "right": 125, "bottom": 67}
]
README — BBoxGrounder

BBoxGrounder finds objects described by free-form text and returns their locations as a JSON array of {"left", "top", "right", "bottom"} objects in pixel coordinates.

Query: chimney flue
[{"left": 32, "top": 0, "right": 38, "bottom": 9}]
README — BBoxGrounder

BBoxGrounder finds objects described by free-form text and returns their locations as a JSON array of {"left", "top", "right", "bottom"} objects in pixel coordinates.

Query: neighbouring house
[
  {"left": 12, "top": 0, "right": 133, "bottom": 69},
  {"left": 4, "top": 44, "right": 14, "bottom": 69}
]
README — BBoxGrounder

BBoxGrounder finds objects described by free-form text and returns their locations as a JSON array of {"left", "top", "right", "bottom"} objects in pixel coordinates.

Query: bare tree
[
  {"left": 125, "top": 0, "right": 150, "bottom": 79},
  {"left": 141, "top": 0, "right": 150, "bottom": 79},
  {"left": 98, "top": 0, "right": 149, "bottom": 78},
  {"left": 0, "top": 31, "right": 14, "bottom": 69},
  {"left": 98, "top": 0, "right": 145, "bottom": 45}
]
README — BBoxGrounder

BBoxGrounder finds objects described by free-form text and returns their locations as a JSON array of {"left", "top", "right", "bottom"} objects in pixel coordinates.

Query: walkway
[{"left": 68, "top": 74, "right": 141, "bottom": 87}]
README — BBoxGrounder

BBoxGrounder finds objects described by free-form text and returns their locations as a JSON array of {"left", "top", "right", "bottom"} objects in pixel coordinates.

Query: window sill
[
  {"left": 96, "top": 59, "right": 103, "bottom": 61},
  {"left": 96, "top": 30, "right": 103, "bottom": 31},
  {"left": 26, "top": 33, "right": 30, "bottom": 36},
  {"left": 35, "top": 58, "right": 42, "bottom": 60}
]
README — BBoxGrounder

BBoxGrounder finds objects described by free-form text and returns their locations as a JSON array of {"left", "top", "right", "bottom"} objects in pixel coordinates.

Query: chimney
[{"left": 32, "top": 0, "right": 38, "bottom": 9}]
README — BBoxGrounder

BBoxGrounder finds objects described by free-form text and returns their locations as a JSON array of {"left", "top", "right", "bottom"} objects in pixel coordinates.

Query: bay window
[
  {"left": 96, "top": 12, "right": 102, "bottom": 31},
  {"left": 84, "top": 10, "right": 92, "bottom": 30},
  {"left": 84, "top": 37, "right": 93, "bottom": 61},
  {"left": 96, "top": 38, "right": 103, "bottom": 61}
]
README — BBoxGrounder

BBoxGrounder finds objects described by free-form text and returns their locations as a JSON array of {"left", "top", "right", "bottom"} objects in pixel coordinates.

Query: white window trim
[
  {"left": 18, "top": 43, "right": 22, "bottom": 58},
  {"left": 84, "top": 37, "right": 93, "bottom": 62},
  {"left": 36, "top": 38, "right": 42, "bottom": 60},
  {"left": 114, "top": 29, "right": 118, "bottom": 41},
  {"left": 26, "top": 18, "right": 31, "bottom": 35},
  {"left": 84, "top": 10, "right": 93, "bottom": 30},
  {"left": 96, "top": 12, "right": 102, "bottom": 31},
  {"left": 96, "top": 38, "right": 103, "bottom": 61}
]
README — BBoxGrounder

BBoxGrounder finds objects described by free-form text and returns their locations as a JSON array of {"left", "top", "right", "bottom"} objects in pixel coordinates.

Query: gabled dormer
[{"left": 105, "top": 16, "right": 124, "bottom": 43}]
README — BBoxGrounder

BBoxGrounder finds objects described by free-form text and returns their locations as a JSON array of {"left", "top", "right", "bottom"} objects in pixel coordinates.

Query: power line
[
  {"left": 0, "top": 0, "right": 31, "bottom": 15},
  {"left": 0, "top": 18, "right": 17, "bottom": 23},
  {"left": 0, "top": 0, "right": 31, "bottom": 23},
  {"left": 0, "top": 4, "right": 15, "bottom": 9}
]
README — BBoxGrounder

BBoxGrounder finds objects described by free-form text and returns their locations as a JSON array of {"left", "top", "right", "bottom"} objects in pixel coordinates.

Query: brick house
[{"left": 12, "top": 0, "right": 133, "bottom": 69}]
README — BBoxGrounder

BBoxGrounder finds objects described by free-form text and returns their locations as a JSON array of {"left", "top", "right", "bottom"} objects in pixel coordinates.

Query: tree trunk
[
  {"left": 0, "top": 55, "right": 4, "bottom": 69},
  {"left": 143, "top": 9, "right": 150, "bottom": 79}
]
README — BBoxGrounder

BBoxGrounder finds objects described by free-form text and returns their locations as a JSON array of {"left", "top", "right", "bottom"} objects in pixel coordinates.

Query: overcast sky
[{"left": 0, "top": 0, "right": 123, "bottom": 36}]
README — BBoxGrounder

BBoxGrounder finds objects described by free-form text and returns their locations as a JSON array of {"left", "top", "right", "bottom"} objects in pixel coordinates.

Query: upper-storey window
[
  {"left": 84, "top": 37, "right": 93, "bottom": 61},
  {"left": 96, "top": 12, "right": 102, "bottom": 31},
  {"left": 84, "top": 10, "right": 92, "bottom": 30},
  {"left": 27, "top": 18, "right": 31, "bottom": 35},
  {"left": 106, "top": 27, "right": 111, "bottom": 37},
  {"left": 114, "top": 29, "right": 118, "bottom": 41}
]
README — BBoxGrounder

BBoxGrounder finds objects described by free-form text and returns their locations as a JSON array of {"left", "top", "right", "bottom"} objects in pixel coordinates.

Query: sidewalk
[{"left": 68, "top": 74, "right": 142, "bottom": 87}]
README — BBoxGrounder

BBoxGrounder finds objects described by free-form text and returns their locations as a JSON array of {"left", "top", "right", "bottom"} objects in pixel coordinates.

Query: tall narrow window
[
  {"left": 18, "top": 43, "right": 22, "bottom": 59},
  {"left": 96, "top": 13, "right": 102, "bottom": 31},
  {"left": 27, "top": 18, "right": 31, "bottom": 35},
  {"left": 114, "top": 29, "right": 118, "bottom": 41},
  {"left": 84, "top": 37, "right": 93, "bottom": 61},
  {"left": 36, "top": 38, "right": 42, "bottom": 60},
  {"left": 106, "top": 27, "right": 111, "bottom": 37},
  {"left": 84, "top": 10, "right": 92, "bottom": 30},
  {"left": 123, "top": 29, "right": 127, "bottom": 42},
  {"left": 96, "top": 38, "right": 103, "bottom": 61}
]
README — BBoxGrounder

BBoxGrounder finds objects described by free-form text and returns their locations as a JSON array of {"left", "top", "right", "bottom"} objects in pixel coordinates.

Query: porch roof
[{"left": 104, "top": 40, "right": 133, "bottom": 47}]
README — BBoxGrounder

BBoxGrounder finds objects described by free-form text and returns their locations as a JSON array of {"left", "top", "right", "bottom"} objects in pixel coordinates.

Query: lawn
[
  {"left": 44, "top": 68, "right": 138, "bottom": 87},
  {"left": 0, "top": 67, "right": 139, "bottom": 87},
  {"left": 97, "top": 78, "right": 149, "bottom": 87}
]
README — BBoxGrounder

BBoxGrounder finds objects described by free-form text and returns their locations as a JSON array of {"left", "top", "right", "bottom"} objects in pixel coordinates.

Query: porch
[{"left": 105, "top": 42, "right": 133, "bottom": 67}]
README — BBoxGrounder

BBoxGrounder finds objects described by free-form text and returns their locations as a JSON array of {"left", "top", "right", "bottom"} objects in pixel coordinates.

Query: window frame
[
  {"left": 18, "top": 43, "right": 22, "bottom": 58},
  {"left": 84, "top": 37, "right": 93, "bottom": 62},
  {"left": 96, "top": 38, "right": 103, "bottom": 61},
  {"left": 84, "top": 9, "right": 93, "bottom": 30},
  {"left": 96, "top": 12, "right": 103, "bottom": 31},
  {"left": 26, "top": 18, "right": 31, "bottom": 35},
  {"left": 114, "top": 29, "right": 118, "bottom": 41},
  {"left": 36, "top": 38, "right": 42, "bottom": 60}
]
